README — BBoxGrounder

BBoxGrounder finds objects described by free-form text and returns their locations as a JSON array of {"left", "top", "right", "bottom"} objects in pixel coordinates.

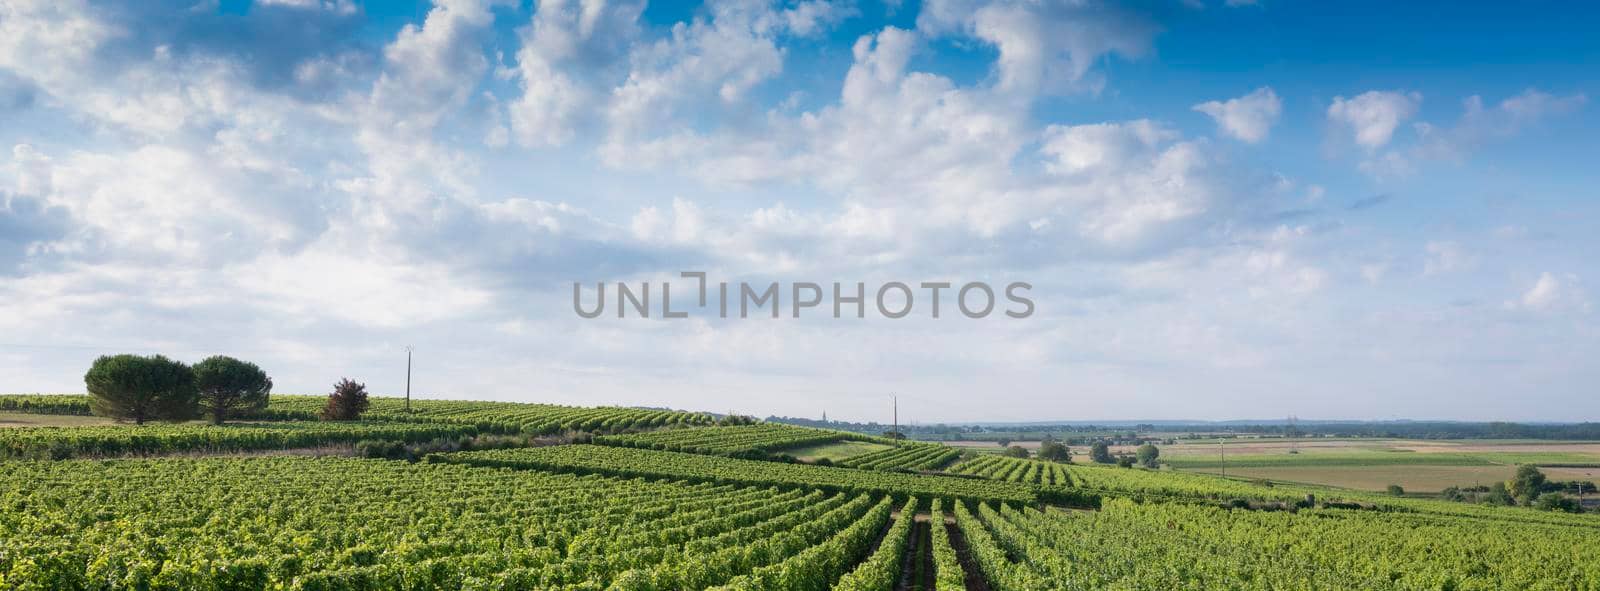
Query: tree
[
  {"left": 1002, "top": 445, "right": 1030, "bottom": 459},
  {"left": 1038, "top": 441, "right": 1071, "bottom": 462},
  {"left": 321, "top": 378, "right": 370, "bottom": 421},
  {"left": 1507, "top": 465, "right": 1548, "bottom": 505},
  {"left": 1386, "top": 484, "right": 1405, "bottom": 497},
  {"left": 1116, "top": 455, "right": 1136, "bottom": 468},
  {"left": 1533, "top": 492, "right": 1582, "bottom": 513},
  {"left": 1136, "top": 443, "right": 1160, "bottom": 468},
  {"left": 85, "top": 354, "right": 197, "bottom": 425},
  {"left": 996, "top": 438, "right": 1011, "bottom": 448},
  {"left": 192, "top": 356, "right": 272, "bottom": 425},
  {"left": 1090, "top": 441, "right": 1114, "bottom": 464},
  {"left": 883, "top": 431, "right": 907, "bottom": 440},
  {"left": 1482, "top": 482, "right": 1515, "bottom": 506}
]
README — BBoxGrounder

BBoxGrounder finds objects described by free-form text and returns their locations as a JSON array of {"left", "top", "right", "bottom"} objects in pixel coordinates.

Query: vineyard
[
  {"left": 436, "top": 445, "right": 1038, "bottom": 504},
  {"left": 0, "top": 421, "right": 478, "bottom": 459},
  {"left": 593, "top": 423, "right": 870, "bottom": 457},
  {"left": 0, "top": 394, "right": 717, "bottom": 435},
  {"left": 0, "top": 457, "right": 901, "bottom": 589},
  {"left": 835, "top": 443, "right": 961, "bottom": 472},
  {"left": 955, "top": 498, "right": 1600, "bottom": 590},
  {"left": 945, "top": 455, "right": 1073, "bottom": 485},
  {"left": 3, "top": 392, "right": 1598, "bottom": 590}
]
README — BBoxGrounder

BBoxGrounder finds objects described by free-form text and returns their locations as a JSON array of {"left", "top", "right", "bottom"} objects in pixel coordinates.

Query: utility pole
[
  {"left": 892, "top": 393, "right": 899, "bottom": 445},
  {"left": 404, "top": 345, "right": 413, "bottom": 413},
  {"left": 1219, "top": 437, "right": 1226, "bottom": 478}
]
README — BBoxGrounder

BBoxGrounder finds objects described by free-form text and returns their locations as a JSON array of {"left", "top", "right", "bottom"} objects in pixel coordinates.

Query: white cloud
[
  {"left": 1193, "top": 86, "right": 1281, "bottom": 143},
  {"left": 1506, "top": 272, "right": 1589, "bottom": 314},
  {"left": 1327, "top": 90, "right": 1421, "bottom": 150},
  {"left": 917, "top": 0, "right": 1157, "bottom": 96}
]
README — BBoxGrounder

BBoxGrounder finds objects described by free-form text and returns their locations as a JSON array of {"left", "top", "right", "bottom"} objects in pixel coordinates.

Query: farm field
[
  {"left": 1, "top": 393, "right": 1598, "bottom": 589},
  {"left": 1189, "top": 464, "right": 1522, "bottom": 493}
]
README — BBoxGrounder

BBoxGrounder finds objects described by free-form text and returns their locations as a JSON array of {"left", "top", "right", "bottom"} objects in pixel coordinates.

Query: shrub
[
  {"left": 1386, "top": 484, "right": 1405, "bottom": 496},
  {"left": 321, "top": 379, "right": 370, "bottom": 421}
]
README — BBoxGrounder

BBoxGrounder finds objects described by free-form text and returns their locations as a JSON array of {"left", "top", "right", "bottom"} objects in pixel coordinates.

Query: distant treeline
[{"left": 766, "top": 416, "right": 1600, "bottom": 441}]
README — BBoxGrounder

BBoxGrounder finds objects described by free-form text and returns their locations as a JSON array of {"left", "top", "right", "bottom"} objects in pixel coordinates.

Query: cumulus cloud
[
  {"left": 1193, "top": 86, "right": 1281, "bottom": 143},
  {"left": 1327, "top": 90, "right": 1421, "bottom": 150},
  {"left": 917, "top": 0, "right": 1157, "bottom": 96},
  {"left": 0, "top": 0, "right": 1594, "bottom": 421}
]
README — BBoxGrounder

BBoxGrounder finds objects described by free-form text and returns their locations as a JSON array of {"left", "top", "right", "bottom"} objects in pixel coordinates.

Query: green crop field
[{"left": 1, "top": 393, "right": 1597, "bottom": 590}]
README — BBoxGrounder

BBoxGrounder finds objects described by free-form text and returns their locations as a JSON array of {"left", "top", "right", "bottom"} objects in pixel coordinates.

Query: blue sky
[{"left": 1, "top": 0, "right": 1597, "bottom": 422}]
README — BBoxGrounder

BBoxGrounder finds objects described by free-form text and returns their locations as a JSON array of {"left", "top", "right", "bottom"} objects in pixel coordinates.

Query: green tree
[
  {"left": 1116, "top": 455, "right": 1136, "bottom": 468},
  {"left": 1533, "top": 492, "right": 1582, "bottom": 513},
  {"left": 996, "top": 438, "right": 1011, "bottom": 448},
  {"left": 1386, "top": 484, "right": 1405, "bottom": 496},
  {"left": 1038, "top": 441, "right": 1071, "bottom": 462},
  {"left": 1136, "top": 443, "right": 1160, "bottom": 468},
  {"left": 1090, "top": 441, "right": 1114, "bottom": 464},
  {"left": 1507, "top": 465, "right": 1547, "bottom": 505},
  {"left": 84, "top": 354, "right": 197, "bottom": 425},
  {"left": 1002, "top": 445, "right": 1030, "bottom": 459},
  {"left": 321, "top": 378, "right": 371, "bottom": 421},
  {"left": 192, "top": 356, "right": 272, "bottom": 425}
]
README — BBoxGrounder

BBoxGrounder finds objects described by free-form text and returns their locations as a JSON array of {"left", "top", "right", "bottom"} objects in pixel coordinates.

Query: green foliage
[
  {"left": 929, "top": 499, "right": 967, "bottom": 590},
  {"left": 439, "top": 445, "right": 1037, "bottom": 504},
  {"left": 320, "top": 378, "right": 370, "bottom": 421},
  {"left": 0, "top": 394, "right": 92, "bottom": 415},
  {"left": 1002, "top": 445, "right": 1030, "bottom": 459},
  {"left": 948, "top": 455, "right": 1074, "bottom": 487},
  {"left": 84, "top": 354, "right": 198, "bottom": 425},
  {"left": 0, "top": 422, "right": 477, "bottom": 459},
  {"left": 1135, "top": 443, "right": 1160, "bottom": 468},
  {"left": 1387, "top": 484, "right": 1405, "bottom": 496},
  {"left": 832, "top": 498, "right": 919, "bottom": 590},
  {"left": 1090, "top": 440, "right": 1113, "bottom": 464},
  {"left": 1038, "top": 441, "right": 1070, "bottom": 462},
  {"left": 1507, "top": 465, "right": 1547, "bottom": 505},
  {"left": 836, "top": 442, "right": 960, "bottom": 471},
  {"left": 595, "top": 423, "right": 878, "bottom": 457},
  {"left": 1533, "top": 492, "right": 1582, "bottom": 513},
  {"left": 192, "top": 355, "right": 272, "bottom": 424},
  {"left": 0, "top": 457, "right": 885, "bottom": 589},
  {"left": 956, "top": 498, "right": 1600, "bottom": 589}
]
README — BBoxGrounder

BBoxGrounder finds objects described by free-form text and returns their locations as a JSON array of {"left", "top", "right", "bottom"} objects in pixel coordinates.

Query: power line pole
[
  {"left": 892, "top": 393, "right": 898, "bottom": 445},
  {"left": 1219, "top": 437, "right": 1226, "bottom": 478},
  {"left": 404, "top": 346, "right": 413, "bottom": 413}
]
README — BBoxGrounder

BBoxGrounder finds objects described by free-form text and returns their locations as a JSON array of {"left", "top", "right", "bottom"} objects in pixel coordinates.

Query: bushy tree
[
  {"left": 1533, "top": 492, "right": 1582, "bottom": 513},
  {"left": 1038, "top": 441, "right": 1071, "bottom": 462},
  {"left": 1507, "top": 465, "right": 1547, "bottom": 505},
  {"left": 1002, "top": 445, "right": 1030, "bottom": 459},
  {"left": 321, "top": 378, "right": 370, "bottom": 421},
  {"left": 1090, "top": 440, "right": 1114, "bottom": 464},
  {"left": 996, "top": 438, "right": 1011, "bottom": 448},
  {"left": 1387, "top": 484, "right": 1405, "bottom": 496},
  {"left": 85, "top": 354, "right": 197, "bottom": 425},
  {"left": 1136, "top": 443, "right": 1160, "bottom": 468},
  {"left": 1116, "top": 455, "right": 1136, "bottom": 468},
  {"left": 192, "top": 356, "right": 272, "bottom": 424}
]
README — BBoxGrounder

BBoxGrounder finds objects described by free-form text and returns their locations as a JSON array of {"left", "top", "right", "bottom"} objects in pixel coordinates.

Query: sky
[{"left": 1, "top": 0, "right": 1597, "bottom": 423}]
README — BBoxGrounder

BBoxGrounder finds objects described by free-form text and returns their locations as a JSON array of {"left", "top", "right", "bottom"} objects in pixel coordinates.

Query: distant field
[
  {"left": 1189, "top": 465, "right": 1522, "bottom": 493},
  {"left": 778, "top": 440, "right": 893, "bottom": 462}
]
